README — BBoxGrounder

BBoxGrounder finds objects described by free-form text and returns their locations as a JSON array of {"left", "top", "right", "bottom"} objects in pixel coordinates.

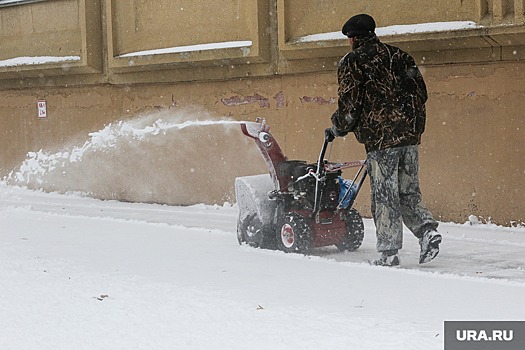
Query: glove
[
  {"left": 331, "top": 125, "right": 348, "bottom": 138},
  {"left": 325, "top": 128, "right": 335, "bottom": 142},
  {"left": 330, "top": 111, "right": 350, "bottom": 138}
]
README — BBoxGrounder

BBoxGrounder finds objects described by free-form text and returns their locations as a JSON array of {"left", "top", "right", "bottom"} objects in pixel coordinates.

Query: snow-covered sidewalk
[{"left": 1, "top": 185, "right": 524, "bottom": 350}]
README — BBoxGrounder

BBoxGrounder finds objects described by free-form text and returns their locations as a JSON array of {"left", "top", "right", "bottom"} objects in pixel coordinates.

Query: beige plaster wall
[
  {"left": 0, "top": 0, "right": 81, "bottom": 57},
  {"left": 0, "top": 0, "right": 524, "bottom": 225},
  {"left": 1, "top": 60, "right": 523, "bottom": 225}
]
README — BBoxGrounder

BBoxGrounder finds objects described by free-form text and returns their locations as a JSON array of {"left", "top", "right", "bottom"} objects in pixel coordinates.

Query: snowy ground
[{"left": 1, "top": 184, "right": 524, "bottom": 350}]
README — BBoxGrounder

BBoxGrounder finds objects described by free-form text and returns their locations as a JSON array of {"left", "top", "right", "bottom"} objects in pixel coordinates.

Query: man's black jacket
[{"left": 332, "top": 34, "right": 428, "bottom": 152}]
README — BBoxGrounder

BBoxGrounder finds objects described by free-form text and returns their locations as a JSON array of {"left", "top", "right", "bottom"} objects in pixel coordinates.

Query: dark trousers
[{"left": 366, "top": 145, "right": 438, "bottom": 252}]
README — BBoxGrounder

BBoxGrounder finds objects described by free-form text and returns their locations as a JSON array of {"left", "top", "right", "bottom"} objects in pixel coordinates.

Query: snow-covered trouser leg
[
  {"left": 366, "top": 145, "right": 438, "bottom": 252},
  {"left": 397, "top": 145, "right": 438, "bottom": 238}
]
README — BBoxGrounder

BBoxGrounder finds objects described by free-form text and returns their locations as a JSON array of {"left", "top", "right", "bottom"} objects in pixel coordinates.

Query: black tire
[
  {"left": 238, "top": 213, "right": 264, "bottom": 247},
  {"left": 238, "top": 213, "right": 277, "bottom": 249},
  {"left": 336, "top": 208, "right": 365, "bottom": 251},
  {"left": 236, "top": 219, "right": 246, "bottom": 245},
  {"left": 277, "top": 212, "right": 312, "bottom": 253}
]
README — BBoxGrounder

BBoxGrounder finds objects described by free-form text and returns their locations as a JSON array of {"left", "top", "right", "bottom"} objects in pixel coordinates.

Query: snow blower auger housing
[{"left": 235, "top": 118, "right": 368, "bottom": 254}]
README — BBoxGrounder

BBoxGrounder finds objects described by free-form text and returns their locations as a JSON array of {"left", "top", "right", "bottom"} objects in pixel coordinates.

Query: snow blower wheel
[
  {"left": 237, "top": 213, "right": 263, "bottom": 247},
  {"left": 238, "top": 212, "right": 277, "bottom": 249},
  {"left": 277, "top": 213, "right": 312, "bottom": 253},
  {"left": 336, "top": 208, "right": 365, "bottom": 251},
  {"left": 235, "top": 174, "right": 278, "bottom": 249}
]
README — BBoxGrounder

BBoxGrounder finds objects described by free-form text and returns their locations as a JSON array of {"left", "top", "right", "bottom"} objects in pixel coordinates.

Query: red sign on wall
[{"left": 37, "top": 100, "right": 47, "bottom": 119}]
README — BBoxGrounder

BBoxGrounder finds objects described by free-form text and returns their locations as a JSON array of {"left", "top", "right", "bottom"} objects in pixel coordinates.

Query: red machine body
[{"left": 236, "top": 118, "right": 367, "bottom": 253}]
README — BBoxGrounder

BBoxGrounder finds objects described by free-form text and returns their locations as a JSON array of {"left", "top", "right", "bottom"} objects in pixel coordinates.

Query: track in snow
[{"left": 2, "top": 185, "right": 524, "bottom": 283}]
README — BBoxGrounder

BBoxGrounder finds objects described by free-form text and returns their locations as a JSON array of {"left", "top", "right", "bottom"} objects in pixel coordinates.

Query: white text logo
[{"left": 456, "top": 330, "right": 513, "bottom": 342}]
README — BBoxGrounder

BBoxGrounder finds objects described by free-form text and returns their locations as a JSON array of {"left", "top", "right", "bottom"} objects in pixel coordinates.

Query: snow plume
[{"left": 4, "top": 109, "right": 267, "bottom": 205}]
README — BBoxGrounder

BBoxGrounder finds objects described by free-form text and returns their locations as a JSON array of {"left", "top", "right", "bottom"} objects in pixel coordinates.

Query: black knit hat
[{"left": 342, "top": 14, "right": 376, "bottom": 38}]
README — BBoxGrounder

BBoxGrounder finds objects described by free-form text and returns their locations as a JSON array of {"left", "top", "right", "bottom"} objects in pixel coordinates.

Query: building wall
[{"left": 0, "top": 0, "right": 524, "bottom": 225}]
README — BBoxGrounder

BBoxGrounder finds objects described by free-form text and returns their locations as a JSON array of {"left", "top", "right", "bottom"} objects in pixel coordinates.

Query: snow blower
[{"left": 235, "top": 118, "right": 367, "bottom": 253}]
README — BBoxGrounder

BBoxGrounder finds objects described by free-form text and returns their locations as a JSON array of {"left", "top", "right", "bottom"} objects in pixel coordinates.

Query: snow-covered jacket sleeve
[
  {"left": 400, "top": 54, "right": 428, "bottom": 135},
  {"left": 331, "top": 54, "right": 364, "bottom": 136}
]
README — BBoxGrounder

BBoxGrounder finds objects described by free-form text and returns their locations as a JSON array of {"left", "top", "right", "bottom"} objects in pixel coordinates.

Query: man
[{"left": 329, "top": 14, "right": 442, "bottom": 266}]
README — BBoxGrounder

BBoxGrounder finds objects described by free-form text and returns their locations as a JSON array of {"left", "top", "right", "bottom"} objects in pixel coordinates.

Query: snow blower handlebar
[
  {"left": 311, "top": 129, "right": 335, "bottom": 216},
  {"left": 324, "top": 127, "right": 336, "bottom": 143},
  {"left": 315, "top": 129, "right": 333, "bottom": 179},
  {"left": 316, "top": 127, "right": 337, "bottom": 178},
  {"left": 311, "top": 127, "right": 368, "bottom": 216}
]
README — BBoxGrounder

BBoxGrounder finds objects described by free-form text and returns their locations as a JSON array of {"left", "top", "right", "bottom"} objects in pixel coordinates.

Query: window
[{"left": 0, "top": 0, "right": 47, "bottom": 7}]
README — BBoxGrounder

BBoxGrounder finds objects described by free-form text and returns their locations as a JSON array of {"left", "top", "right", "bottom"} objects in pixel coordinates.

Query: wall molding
[{"left": 0, "top": 0, "right": 523, "bottom": 88}]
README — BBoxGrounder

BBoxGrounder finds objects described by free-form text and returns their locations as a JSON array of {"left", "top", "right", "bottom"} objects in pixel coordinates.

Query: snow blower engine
[{"left": 235, "top": 118, "right": 368, "bottom": 253}]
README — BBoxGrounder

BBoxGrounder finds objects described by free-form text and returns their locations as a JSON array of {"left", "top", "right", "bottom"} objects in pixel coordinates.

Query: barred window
[{"left": 0, "top": 0, "right": 47, "bottom": 7}]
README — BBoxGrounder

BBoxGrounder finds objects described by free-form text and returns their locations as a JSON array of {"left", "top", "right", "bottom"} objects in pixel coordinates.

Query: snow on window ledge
[
  {"left": 0, "top": 0, "right": 47, "bottom": 8},
  {"left": 0, "top": 56, "right": 81, "bottom": 68},
  {"left": 117, "top": 41, "right": 253, "bottom": 58},
  {"left": 295, "top": 21, "right": 482, "bottom": 43}
]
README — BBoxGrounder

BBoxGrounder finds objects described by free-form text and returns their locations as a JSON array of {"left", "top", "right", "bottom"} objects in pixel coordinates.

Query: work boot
[
  {"left": 419, "top": 230, "right": 442, "bottom": 264},
  {"left": 372, "top": 250, "right": 400, "bottom": 267}
]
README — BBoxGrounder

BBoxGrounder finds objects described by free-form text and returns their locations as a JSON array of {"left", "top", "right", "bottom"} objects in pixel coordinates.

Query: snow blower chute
[{"left": 235, "top": 118, "right": 368, "bottom": 253}]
